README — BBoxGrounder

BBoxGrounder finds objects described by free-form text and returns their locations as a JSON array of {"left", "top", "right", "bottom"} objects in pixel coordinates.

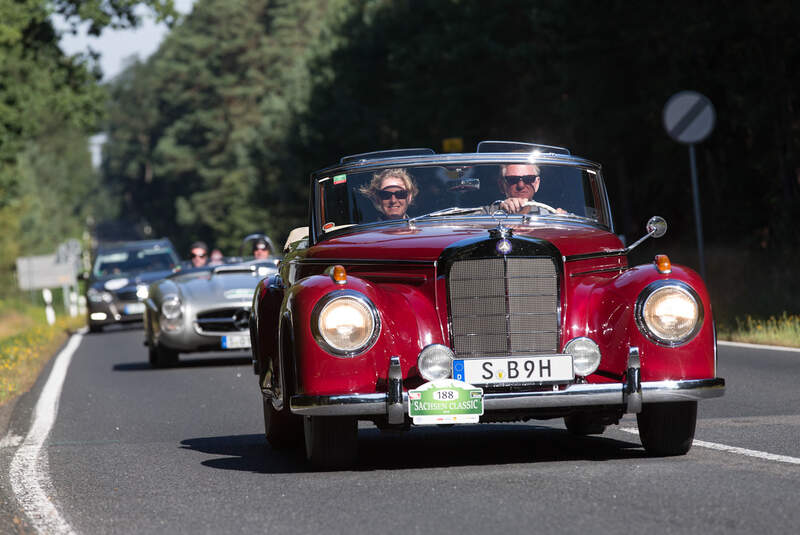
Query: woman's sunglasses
[
  {"left": 377, "top": 189, "right": 409, "bottom": 200},
  {"left": 504, "top": 174, "right": 540, "bottom": 186}
]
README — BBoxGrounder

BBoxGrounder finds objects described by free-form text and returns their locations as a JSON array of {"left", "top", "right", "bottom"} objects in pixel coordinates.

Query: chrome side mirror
[
  {"left": 646, "top": 216, "right": 667, "bottom": 239},
  {"left": 626, "top": 216, "right": 668, "bottom": 252}
]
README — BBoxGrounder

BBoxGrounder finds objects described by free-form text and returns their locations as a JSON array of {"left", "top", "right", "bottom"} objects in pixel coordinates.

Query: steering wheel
[{"left": 522, "top": 200, "right": 559, "bottom": 214}]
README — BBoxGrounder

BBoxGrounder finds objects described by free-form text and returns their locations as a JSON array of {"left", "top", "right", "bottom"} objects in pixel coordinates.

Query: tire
[
  {"left": 564, "top": 413, "right": 607, "bottom": 435},
  {"left": 637, "top": 401, "right": 697, "bottom": 456},
  {"left": 263, "top": 397, "right": 303, "bottom": 449},
  {"left": 303, "top": 416, "right": 358, "bottom": 470},
  {"left": 149, "top": 344, "right": 179, "bottom": 368},
  {"left": 89, "top": 322, "right": 103, "bottom": 333}
]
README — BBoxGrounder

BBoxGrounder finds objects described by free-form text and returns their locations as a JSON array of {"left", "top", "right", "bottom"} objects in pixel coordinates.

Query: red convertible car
[{"left": 250, "top": 141, "right": 725, "bottom": 469}]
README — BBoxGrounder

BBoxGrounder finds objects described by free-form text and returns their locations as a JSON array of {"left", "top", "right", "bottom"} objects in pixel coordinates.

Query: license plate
[
  {"left": 221, "top": 335, "right": 251, "bottom": 349},
  {"left": 123, "top": 303, "right": 145, "bottom": 315},
  {"left": 452, "top": 355, "right": 573, "bottom": 385}
]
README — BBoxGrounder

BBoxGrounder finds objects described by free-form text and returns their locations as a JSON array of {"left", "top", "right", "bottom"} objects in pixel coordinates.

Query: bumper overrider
[{"left": 289, "top": 350, "right": 725, "bottom": 422}]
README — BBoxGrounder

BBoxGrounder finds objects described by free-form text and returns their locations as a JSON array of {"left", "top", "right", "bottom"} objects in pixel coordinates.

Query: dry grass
[
  {"left": 0, "top": 302, "right": 85, "bottom": 407},
  {"left": 717, "top": 313, "right": 800, "bottom": 348}
]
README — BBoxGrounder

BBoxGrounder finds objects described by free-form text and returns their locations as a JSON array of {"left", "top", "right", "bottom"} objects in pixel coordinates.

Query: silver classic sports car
[{"left": 144, "top": 260, "right": 278, "bottom": 367}]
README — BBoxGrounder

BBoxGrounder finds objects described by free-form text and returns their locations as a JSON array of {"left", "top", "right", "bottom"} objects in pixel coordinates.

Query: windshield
[
  {"left": 93, "top": 245, "right": 179, "bottom": 278},
  {"left": 314, "top": 163, "right": 610, "bottom": 236}
]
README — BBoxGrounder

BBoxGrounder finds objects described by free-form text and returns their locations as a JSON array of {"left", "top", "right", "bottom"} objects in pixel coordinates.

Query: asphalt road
[{"left": 2, "top": 326, "right": 799, "bottom": 534}]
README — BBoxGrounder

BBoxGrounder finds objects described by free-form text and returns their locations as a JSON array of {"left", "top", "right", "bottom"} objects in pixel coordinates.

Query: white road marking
[
  {"left": 718, "top": 340, "right": 800, "bottom": 353},
  {"left": 8, "top": 332, "right": 83, "bottom": 535},
  {"left": 620, "top": 427, "right": 800, "bottom": 465}
]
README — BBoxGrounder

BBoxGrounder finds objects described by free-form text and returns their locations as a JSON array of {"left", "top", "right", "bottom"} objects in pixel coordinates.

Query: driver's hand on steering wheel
[{"left": 499, "top": 197, "right": 528, "bottom": 214}]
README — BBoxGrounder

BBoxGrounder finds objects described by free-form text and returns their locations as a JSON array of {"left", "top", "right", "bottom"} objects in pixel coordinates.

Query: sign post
[{"left": 663, "top": 91, "right": 716, "bottom": 280}]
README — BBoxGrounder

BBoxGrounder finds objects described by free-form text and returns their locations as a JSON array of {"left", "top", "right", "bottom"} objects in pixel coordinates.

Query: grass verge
[
  {"left": 0, "top": 303, "right": 85, "bottom": 407},
  {"left": 717, "top": 313, "right": 800, "bottom": 348}
]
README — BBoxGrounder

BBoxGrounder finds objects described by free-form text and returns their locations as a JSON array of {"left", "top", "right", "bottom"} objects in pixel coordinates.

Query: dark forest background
[{"left": 2, "top": 0, "right": 799, "bottom": 322}]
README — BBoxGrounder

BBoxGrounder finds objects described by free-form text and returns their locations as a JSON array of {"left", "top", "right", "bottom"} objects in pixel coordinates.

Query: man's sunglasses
[
  {"left": 377, "top": 189, "right": 409, "bottom": 200},
  {"left": 191, "top": 253, "right": 207, "bottom": 259},
  {"left": 504, "top": 174, "right": 540, "bottom": 186}
]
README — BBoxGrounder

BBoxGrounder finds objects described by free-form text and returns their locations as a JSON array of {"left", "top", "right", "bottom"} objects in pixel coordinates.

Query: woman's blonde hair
[{"left": 358, "top": 168, "right": 418, "bottom": 211}]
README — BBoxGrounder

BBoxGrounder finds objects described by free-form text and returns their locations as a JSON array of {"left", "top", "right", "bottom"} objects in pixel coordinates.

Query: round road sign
[{"left": 663, "top": 91, "right": 715, "bottom": 144}]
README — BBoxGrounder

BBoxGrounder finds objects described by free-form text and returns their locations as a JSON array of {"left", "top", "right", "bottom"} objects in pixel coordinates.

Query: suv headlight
[
  {"left": 161, "top": 295, "right": 182, "bottom": 320},
  {"left": 311, "top": 291, "right": 380, "bottom": 356},
  {"left": 635, "top": 281, "right": 703, "bottom": 346},
  {"left": 87, "top": 288, "right": 112, "bottom": 303}
]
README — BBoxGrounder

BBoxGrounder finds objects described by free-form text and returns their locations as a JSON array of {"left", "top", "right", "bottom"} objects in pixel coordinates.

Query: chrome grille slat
[
  {"left": 448, "top": 257, "right": 559, "bottom": 357},
  {"left": 195, "top": 307, "right": 250, "bottom": 333}
]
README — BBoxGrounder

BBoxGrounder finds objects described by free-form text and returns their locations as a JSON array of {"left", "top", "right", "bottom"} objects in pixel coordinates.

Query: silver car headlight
[
  {"left": 417, "top": 344, "right": 454, "bottom": 381},
  {"left": 136, "top": 284, "right": 149, "bottom": 300},
  {"left": 161, "top": 295, "right": 182, "bottom": 320},
  {"left": 311, "top": 291, "right": 380, "bottom": 357},
  {"left": 87, "top": 288, "right": 112, "bottom": 303},
  {"left": 564, "top": 337, "right": 601, "bottom": 376},
  {"left": 635, "top": 281, "right": 703, "bottom": 346}
]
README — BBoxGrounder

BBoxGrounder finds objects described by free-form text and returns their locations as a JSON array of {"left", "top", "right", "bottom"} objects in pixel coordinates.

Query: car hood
[
  {"left": 176, "top": 271, "right": 267, "bottom": 306},
  {"left": 90, "top": 269, "right": 175, "bottom": 292},
  {"left": 306, "top": 220, "right": 624, "bottom": 261}
]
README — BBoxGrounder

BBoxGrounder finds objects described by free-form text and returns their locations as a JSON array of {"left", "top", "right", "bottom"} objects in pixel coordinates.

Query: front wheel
[
  {"left": 637, "top": 401, "right": 697, "bottom": 456},
  {"left": 149, "top": 344, "right": 179, "bottom": 368},
  {"left": 263, "top": 397, "right": 302, "bottom": 449},
  {"left": 304, "top": 416, "right": 358, "bottom": 470}
]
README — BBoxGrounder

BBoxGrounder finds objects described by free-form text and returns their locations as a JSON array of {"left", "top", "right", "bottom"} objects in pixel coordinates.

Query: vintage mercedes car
[
  {"left": 250, "top": 141, "right": 725, "bottom": 469},
  {"left": 144, "top": 259, "right": 278, "bottom": 367},
  {"left": 85, "top": 239, "right": 179, "bottom": 332}
]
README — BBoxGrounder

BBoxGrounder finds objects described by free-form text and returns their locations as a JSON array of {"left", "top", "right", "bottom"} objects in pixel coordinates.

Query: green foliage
[
  {"left": 101, "top": 0, "right": 800, "bottom": 317},
  {"left": 0, "top": 0, "right": 179, "bottom": 292}
]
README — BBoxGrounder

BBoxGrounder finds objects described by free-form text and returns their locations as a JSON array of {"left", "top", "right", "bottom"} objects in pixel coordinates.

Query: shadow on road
[
  {"left": 180, "top": 424, "right": 646, "bottom": 474},
  {"left": 113, "top": 355, "right": 251, "bottom": 371}
]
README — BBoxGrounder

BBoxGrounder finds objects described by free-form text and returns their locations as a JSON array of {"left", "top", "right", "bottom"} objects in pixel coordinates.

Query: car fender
[
  {"left": 570, "top": 262, "right": 715, "bottom": 382},
  {"left": 281, "top": 273, "right": 443, "bottom": 397}
]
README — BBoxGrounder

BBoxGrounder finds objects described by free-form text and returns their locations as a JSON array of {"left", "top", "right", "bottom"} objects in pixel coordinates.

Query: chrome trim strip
[
  {"left": 563, "top": 250, "right": 627, "bottom": 262},
  {"left": 289, "top": 378, "right": 725, "bottom": 416},
  {"left": 294, "top": 258, "right": 435, "bottom": 266},
  {"left": 570, "top": 266, "right": 629, "bottom": 277}
]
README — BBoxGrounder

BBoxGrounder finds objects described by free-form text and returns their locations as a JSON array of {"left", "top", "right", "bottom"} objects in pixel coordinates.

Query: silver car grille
[
  {"left": 195, "top": 307, "right": 250, "bottom": 333},
  {"left": 448, "top": 257, "right": 559, "bottom": 357}
]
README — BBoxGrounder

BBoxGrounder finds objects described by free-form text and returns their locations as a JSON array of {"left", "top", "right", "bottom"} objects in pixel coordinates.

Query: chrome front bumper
[{"left": 290, "top": 377, "right": 726, "bottom": 417}]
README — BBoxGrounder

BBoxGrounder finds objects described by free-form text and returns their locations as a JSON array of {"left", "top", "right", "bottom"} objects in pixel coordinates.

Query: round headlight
[
  {"left": 87, "top": 288, "right": 104, "bottom": 303},
  {"left": 136, "top": 285, "right": 149, "bottom": 300},
  {"left": 161, "top": 295, "right": 182, "bottom": 320},
  {"left": 636, "top": 282, "right": 702, "bottom": 345},
  {"left": 417, "top": 344, "right": 454, "bottom": 381},
  {"left": 564, "top": 337, "right": 601, "bottom": 376},
  {"left": 312, "top": 292, "right": 379, "bottom": 356}
]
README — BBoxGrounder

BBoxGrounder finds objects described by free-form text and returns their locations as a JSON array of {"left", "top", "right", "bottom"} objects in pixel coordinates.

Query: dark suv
[{"left": 86, "top": 239, "right": 179, "bottom": 332}]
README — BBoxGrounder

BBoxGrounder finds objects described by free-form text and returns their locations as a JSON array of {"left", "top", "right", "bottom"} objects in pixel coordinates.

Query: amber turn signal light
[
  {"left": 332, "top": 264, "right": 347, "bottom": 284},
  {"left": 654, "top": 254, "right": 672, "bottom": 274}
]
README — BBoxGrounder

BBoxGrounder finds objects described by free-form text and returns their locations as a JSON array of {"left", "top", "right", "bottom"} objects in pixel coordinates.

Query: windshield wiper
[{"left": 408, "top": 206, "right": 483, "bottom": 225}]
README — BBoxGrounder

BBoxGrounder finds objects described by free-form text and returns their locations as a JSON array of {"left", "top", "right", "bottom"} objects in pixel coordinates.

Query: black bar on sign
[{"left": 669, "top": 97, "right": 709, "bottom": 140}]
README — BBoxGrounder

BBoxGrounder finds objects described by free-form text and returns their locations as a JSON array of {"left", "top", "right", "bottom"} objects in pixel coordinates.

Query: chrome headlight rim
[
  {"left": 161, "top": 294, "right": 183, "bottom": 320},
  {"left": 417, "top": 344, "right": 454, "bottom": 381},
  {"left": 564, "top": 336, "right": 601, "bottom": 377},
  {"left": 310, "top": 290, "right": 381, "bottom": 357},
  {"left": 635, "top": 280, "right": 704, "bottom": 347}
]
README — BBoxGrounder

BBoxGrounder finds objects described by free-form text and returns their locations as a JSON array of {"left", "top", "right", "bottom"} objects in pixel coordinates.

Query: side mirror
[
  {"left": 646, "top": 216, "right": 667, "bottom": 238},
  {"left": 626, "top": 216, "right": 668, "bottom": 253}
]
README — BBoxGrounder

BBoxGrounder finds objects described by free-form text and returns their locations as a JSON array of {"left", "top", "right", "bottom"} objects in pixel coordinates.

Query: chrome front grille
[
  {"left": 448, "top": 257, "right": 559, "bottom": 357},
  {"left": 195, "top": 307, "right": 250, "bottom": 333}
]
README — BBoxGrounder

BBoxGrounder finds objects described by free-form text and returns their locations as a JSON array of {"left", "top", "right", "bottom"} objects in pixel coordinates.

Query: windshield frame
[{"left": 308, "top": 152, "right": 612, "bottom": 246}]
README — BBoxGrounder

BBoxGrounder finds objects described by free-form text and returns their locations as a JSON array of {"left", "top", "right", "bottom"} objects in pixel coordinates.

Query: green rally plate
[{"left": 408, "top": 379, "right": 484, "bottom": 425}]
